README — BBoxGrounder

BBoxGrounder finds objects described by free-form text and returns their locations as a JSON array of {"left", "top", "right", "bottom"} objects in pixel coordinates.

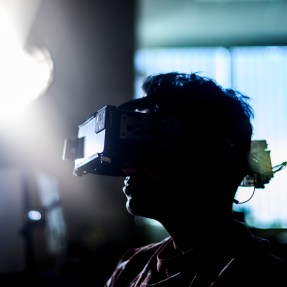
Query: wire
[
  {"left": 272, "top": 161, "right": 287, "bottom": 174},
  {"left": 234, "top": 160, "right": 287, "bottom": 205},
  {"left": 234, "top": 185, "right": 256, "bottom": 204}
]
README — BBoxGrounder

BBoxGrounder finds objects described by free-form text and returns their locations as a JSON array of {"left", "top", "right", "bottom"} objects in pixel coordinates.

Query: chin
[
  {"left": 126, "top": 201, "right": 135, "bottom": 215},
  {"left": 125, "top": 199, "right": 152, "bottom": 218}
]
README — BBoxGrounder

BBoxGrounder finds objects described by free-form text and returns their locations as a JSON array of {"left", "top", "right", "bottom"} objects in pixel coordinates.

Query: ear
[{"left": 209, "top": 138, "right": 236, "bottom": 168}]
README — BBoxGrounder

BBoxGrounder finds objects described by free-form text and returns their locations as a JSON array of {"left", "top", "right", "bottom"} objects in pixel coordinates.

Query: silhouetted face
[
  {"left": 117, "top": 96, "right": 247, "bottom": 222},
  {"left": 119, "top": 129, "right": 245, "bottom": 226},
  {"left": 120, "top": 151, "right": 207, "bottom": 222},
  {"left": 121, "top": 166, "right": 175, "bottom": 220}
]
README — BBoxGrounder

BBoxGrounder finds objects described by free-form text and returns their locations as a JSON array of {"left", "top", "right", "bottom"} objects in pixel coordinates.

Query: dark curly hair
[{"left": 119, "top": 72, "right": 254, "bottom": 181}]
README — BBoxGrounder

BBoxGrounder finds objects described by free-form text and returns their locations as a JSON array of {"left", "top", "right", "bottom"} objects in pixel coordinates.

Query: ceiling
[
  {"left": 136, "top": 0, "right": 287, "bottom": 48},
  {"left": 7, "top": 0, "right": 287, "bottom": 50}
]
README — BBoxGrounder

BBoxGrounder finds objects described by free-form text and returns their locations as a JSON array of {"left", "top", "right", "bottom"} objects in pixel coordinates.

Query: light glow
[
  {"left": 28, "top": 210, "right": 42, "bottom": 221},
  {"left": 0, "top": 5, "right": 53, "bottom": 125}
]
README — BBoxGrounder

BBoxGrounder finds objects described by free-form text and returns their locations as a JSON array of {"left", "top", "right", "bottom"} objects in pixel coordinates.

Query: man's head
[{"left": 119, "top": 72, "right": 254, "bottom": 220}]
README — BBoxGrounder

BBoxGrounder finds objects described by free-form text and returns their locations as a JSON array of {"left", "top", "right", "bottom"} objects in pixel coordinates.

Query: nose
[{"left": 124, "top": 176, "right": 130, "bottom": 185}]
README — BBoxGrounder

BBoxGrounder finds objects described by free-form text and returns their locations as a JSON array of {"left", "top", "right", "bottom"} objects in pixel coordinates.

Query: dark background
[{"left": 0, "top": 0, "right": 287, "bottom": 286}]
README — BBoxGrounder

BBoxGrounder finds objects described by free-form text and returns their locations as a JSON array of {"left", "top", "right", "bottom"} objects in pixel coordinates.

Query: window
[{"left": 134, "top": 46, "right": 287, "bottom": 229}]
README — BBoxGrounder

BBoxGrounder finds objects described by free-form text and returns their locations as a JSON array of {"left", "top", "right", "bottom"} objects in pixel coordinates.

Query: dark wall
[
  {"left": 0, "top": 1, "right": 155, "bottom": 286},
  {"left": 27, "top": 0, "right": 136, "bottom": 126}
]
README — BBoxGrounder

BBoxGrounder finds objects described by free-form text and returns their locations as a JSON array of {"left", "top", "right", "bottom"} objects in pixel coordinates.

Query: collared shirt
[{"left": 105, "top": 220, "right": 287, "bottom": 286}]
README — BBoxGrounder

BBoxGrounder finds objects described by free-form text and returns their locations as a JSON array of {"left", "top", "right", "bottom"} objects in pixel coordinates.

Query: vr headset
[
  {"left": 63, "top": 105, "right": 162, "bottom": 176},
  {"left": 63, "top": 105, "right": 274, "bottom": 188}
]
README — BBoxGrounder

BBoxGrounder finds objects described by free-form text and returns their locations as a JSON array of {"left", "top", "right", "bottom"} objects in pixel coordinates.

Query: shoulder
[
  {"left": 224, "top": 238, "right": 287, "bottom": 286},
  {"left": 219, "top": 221, "right": 287, "bottom": 285},
  {"left": 104, "top": 237, "right": 171, "bottom": 287},
  {"left": 119, "top": 236, "right": 171, "bottom": 263},
  {"left": 225, "top": 253, "right": 287, "bottom": 286}
]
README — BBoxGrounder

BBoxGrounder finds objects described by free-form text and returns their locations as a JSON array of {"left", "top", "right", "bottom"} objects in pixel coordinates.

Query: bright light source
[
  {"left": 0, "top": 6, "right": 53, "bottom": 126},
  {"left": 28, "top": 210, "right": 42, "bottom": 221}
]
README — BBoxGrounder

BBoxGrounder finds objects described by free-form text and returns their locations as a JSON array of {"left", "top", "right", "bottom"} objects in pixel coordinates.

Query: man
[{"left": 103, "top": 72, "right": 287, "bottom": 286}]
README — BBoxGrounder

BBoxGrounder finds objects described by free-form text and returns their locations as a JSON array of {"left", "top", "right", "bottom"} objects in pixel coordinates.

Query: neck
[{"left": 161, "top": 217, "right": 234, "bottom": 253}]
